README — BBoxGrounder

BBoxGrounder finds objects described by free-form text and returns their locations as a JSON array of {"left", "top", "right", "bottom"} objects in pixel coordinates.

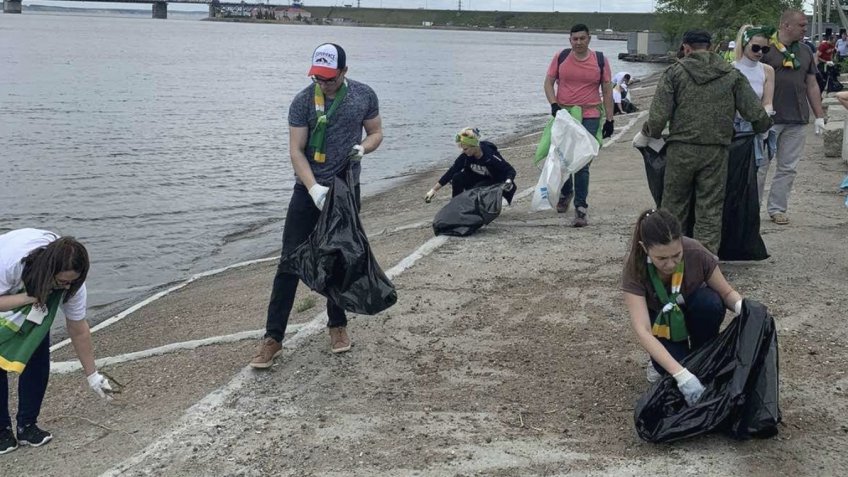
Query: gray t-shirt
[
  {"left": 762, "top": 41, "right": 817, "bottom": 125},
  {"left": 288, "top": 78, "right": 380, "bottom": 185}
]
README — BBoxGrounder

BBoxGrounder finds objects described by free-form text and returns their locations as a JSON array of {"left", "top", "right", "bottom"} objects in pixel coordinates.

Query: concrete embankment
[{"left": 3, "top": 79, "right": 848, "bottom": 476}]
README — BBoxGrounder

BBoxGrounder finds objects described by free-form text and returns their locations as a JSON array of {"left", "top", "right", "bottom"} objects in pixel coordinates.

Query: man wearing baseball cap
[
  {"left": 251, "top": 43, "right": 383, "bottom": 368},
  {"left": 633, "top": 30, "right": 771, "bottom": 253}
]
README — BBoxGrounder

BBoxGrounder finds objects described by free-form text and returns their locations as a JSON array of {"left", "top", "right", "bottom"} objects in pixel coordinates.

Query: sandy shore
[{"left": 3, "top": 79, "right": 848, "bottom": 476}]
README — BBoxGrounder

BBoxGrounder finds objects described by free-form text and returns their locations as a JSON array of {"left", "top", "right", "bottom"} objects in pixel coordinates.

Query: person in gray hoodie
[{"left": 633, "top": 30, "right": 772, "bottom": 253}]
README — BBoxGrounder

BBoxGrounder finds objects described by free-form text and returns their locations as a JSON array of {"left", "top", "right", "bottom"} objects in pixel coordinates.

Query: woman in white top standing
[
  {"left": 0, "top": 229, "right": 112, "bottom": 454},
  {"left": 732, "top": 25, "right": 777, "bottom": 201}
]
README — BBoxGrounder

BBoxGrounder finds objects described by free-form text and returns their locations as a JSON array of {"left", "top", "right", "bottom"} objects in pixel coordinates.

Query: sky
[{"left": 22, "top": 0, "right": 658, "bottom": 13}]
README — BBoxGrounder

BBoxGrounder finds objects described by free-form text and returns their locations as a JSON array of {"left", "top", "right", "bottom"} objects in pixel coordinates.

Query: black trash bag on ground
[
  {"left": 634, "top": 300, "right": 781, "bottom": 443},
  {"left": 432, "top": 184, "right": 503, "bottom": 237},
  {"left": 280, "top": 167, "right": 397, "bottom": 315},
  {"left": 637, "top": 133, "right": 768, "bottom": 261},
  {"left": 719, "top": 133, "right": 769, "bottom": 261}
]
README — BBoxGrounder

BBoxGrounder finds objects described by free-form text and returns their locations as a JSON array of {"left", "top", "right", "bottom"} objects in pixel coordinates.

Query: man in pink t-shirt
[{"left": 543, "top": 24, "right": 614, "bottom": 227}]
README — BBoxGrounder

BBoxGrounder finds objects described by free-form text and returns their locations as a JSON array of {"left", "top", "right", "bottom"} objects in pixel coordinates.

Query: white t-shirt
[
  {"left": 0, "top": 228, "right": 87, "bottom": 321},
  {"left": 613, "top": 87, "right": 622, "bottom": 104},
  {"left": 837, "top": 38, "right": 848, "bottom": 56},
  {"left": 612, "top": 71, "right": 631, "bottom": 92}
]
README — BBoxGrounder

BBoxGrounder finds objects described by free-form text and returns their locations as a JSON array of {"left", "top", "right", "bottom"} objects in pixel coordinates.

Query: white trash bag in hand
[{"left": 531, "top": 111, "right": 600, "bottom": 211}]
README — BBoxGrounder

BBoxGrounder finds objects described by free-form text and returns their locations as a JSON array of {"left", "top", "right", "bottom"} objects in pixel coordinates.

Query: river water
[{"left": 0, "top": 13, "right": 664, "bottom": 316}]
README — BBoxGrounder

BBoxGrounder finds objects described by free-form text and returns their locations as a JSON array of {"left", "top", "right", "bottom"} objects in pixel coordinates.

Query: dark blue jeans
[
  {"left": 650, "top": 286, "right": 725, "bottom": 374},
  {"left": 265, "top": 182, "right": 361, "bottom": 343},
  {"left": 560, "top": 118, "right": 600, "bottom": 209},
  {"left": 1, "top": 335, "right": 50, "bottom": 430}
]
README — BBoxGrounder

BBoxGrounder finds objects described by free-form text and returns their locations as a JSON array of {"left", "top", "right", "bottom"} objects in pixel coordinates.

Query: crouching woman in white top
[{"left": 0, "top": 229, "right": 111, "bottom": 454}]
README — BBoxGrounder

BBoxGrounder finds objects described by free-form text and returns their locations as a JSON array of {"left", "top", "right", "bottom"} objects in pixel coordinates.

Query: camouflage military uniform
[{"left": 643, "top": 51, "right": 772, "bottom": 253}]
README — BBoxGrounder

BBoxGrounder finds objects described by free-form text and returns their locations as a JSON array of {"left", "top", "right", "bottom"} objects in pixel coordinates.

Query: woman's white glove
[
  {"left": 425, "top": 189, "right": 437, "bottom": 203},
  {"left": 87, "top": 371, "right": 113, "bottom": 400},
  {"left": 308, "top": 184, "right": 330, "bottom": 210},
  {"left": 815, "top": 117, "right": 826, "bottom": 135},
  {"left": 632, "top": 131, "right": 650, "bottom": 148},
  {"left": 673, "top": 368, "right": 705, "bottom": 406},
  {"left": 733, "top": 300, "right": 743, "bottom": 315}
]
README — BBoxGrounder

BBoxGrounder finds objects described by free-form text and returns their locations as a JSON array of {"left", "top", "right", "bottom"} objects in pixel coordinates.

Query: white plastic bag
[
  {"left": 530, "top": 152, "right": 560, "bottom": 211},
  {"left": 550, "top": 111, "right": 600, "bottom": 175},
  {"left": 531, "top": 111, "right": 600, "bottom": 211}
]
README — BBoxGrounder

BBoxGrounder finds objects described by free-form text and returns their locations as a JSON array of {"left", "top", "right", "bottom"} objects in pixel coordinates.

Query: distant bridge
[{"left": 2, "top": 0, "right": 300, "bottom": 19}]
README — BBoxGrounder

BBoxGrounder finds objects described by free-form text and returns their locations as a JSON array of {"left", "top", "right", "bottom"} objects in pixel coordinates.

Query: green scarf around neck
[
  {"left": 308, "top": 81, "right": 348, "bottom": 164},
  {"left": 648, "top": 260, "right": 689, "bottom": 342}
]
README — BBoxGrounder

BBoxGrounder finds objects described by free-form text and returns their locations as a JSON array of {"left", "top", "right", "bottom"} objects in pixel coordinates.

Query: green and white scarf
[{"left": 0, "top": 290, "right": 62, "bottom": 373}]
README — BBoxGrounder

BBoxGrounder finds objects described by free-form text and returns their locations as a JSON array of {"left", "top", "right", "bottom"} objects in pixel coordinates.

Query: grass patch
[{"left": 295, "top": 295, "right": 318, "bottom": 313}]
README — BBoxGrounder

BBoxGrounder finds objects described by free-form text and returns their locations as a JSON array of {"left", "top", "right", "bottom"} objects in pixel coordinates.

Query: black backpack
[{"left": 554, "top": 48, "right": 606, "bottom": 85}]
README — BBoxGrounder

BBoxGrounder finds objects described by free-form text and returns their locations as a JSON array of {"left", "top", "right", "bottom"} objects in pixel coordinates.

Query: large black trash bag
[
  {"left": 634, "top": 300, "right": 781, "bottom": 443},
  {"left": 718, "top": 133, "right": 769, "bottom": 261},
  {"left": 639, "top": 144, "right": 666, "bottom": 207},
  {"left": 639, "top": 144, "right": 695, "bottom": 237},
  {"left": 280, "top": 167, "right": 397, "bottom": 315},
  {"left": 637, "top": 133, "right": 769, "bottom": 261},
  {"left": 432, "top": 184, "right": 503, "bottom": 237}
]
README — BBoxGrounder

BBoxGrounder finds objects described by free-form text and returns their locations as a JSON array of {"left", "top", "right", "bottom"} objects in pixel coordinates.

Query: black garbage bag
[
  {"left": 280, "top": 167, "right": 397, "bottom": 315},
  {"left": 432, "top": 184, "right": 503, "bottom": 237},
  {"left": 432, "top": 184, "right": 503, "bottom": 236},
  {"left": 634, "top": 300, "right": 781, "bottom": 443},
  {"left": 637, "top": 133, "right": 769, "bottom": 261},
  {"left": 639, "top": 144, "right": 666, "bottom": 207},
  {"left": 719, "top": 133, "right": 769, "bottom": 261}
]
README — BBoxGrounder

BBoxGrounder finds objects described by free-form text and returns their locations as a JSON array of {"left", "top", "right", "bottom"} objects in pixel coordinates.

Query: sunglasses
[
  {"left": 751, "top": 45, "right": 771, "bottom": 54},
  {"left": 312, "top": 75, "right": 339, "bottom": 84}
]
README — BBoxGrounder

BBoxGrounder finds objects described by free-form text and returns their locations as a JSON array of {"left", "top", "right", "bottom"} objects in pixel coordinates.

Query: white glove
[
  {"left": 733, "top": 299, "right": 743, "bottom": 315},
  {"left": 764, "top": 105, "right": 775, "bottom": 116},
  {"left": 827, "top": 61, "right": 835, "bottom": 67},
  {"left": 673, "top": 368, "right": 705, "bottom": 406},
  {"left": 308, "top": 184, "right": 329, "bottom": 210},
  {"left": 349, "top": 144, "right": 365, "bottom": 162},
  {"left": 815, "top": 117, "right": 826, "bottom": 135},
  {"left": 502, "top": 178, "right": 515, "bottom": 193},
  {"left": 424, "top": 188, "right": 437, "bottom": 203},
  {"left": 87, "top": 371, "right": 113, "bottom": 400},
  {"left": 632, "top": 131, "right": 650, "bottom": 148}
]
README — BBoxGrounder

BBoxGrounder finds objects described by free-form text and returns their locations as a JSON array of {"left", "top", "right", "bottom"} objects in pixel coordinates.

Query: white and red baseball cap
[{"left": 308, "top": 43, "right": 346, "bottom": 79}]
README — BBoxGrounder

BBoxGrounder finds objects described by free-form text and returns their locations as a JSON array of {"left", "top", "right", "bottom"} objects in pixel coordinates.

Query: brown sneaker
[
  {"left": 770, "top": 213, "right": 789, "bottom": 225},
  {"left": 328, "top": 327, "right": 351, "bottom": 354},
  {"left": 572, "top": 207, "right": 589, "bottom": 228},
  {"left": 249, "top": 337, "right": 282, "bottom": 369},
  {"left": 556, "top": 190, "right": 574, "bottom": 213}
]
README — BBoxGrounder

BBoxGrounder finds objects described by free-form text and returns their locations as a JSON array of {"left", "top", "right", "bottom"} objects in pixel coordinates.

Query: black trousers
[
  {"left": 265, "top": 182, "right": 361, "bottom": 343},
  {"left": 1, "top": 335, "right": 50, "bottom": 430},
  {"left": 649, "top": 286, "right": 725, "bottom": 374}
]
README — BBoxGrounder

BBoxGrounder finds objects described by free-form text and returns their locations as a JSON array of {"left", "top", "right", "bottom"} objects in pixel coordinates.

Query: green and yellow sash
[
  {"left": 0, "top": 290, "right": 62, "bottom": 373},
  {"left": 308, "top": 81, "right": 348, "bottom": 164},
  {"left": 770, "top": 33, "right": 801, "bottom": 70},
  {"left": 648, "top": 261, "right": 689, "bottom": 342}
]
